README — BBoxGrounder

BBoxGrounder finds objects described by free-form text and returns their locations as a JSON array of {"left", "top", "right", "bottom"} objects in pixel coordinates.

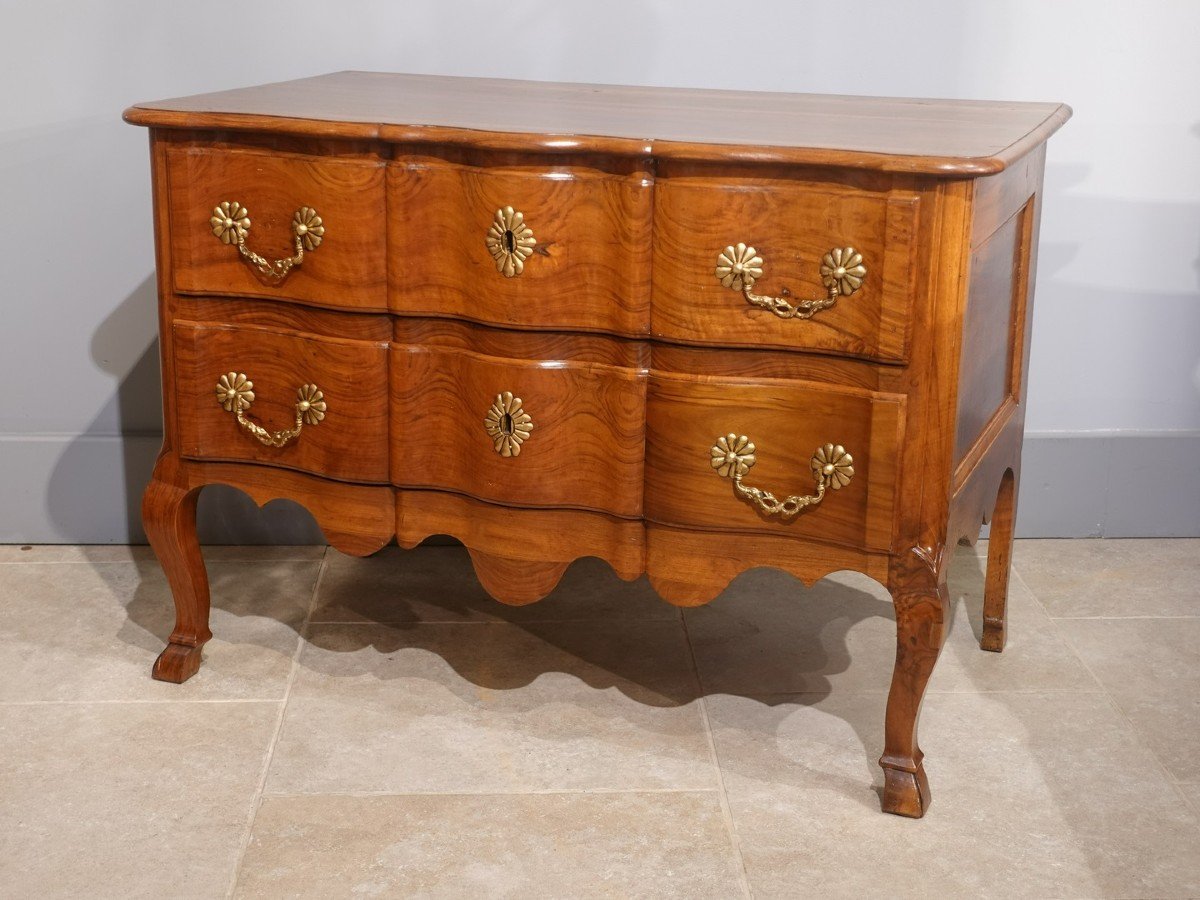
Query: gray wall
[{"left": 2, "top": 1, "right": 1198, "bottom": 543}]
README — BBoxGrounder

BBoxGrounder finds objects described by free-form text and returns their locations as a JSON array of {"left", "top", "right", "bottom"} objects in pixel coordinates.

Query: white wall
[{"left": 2, "top": 1, "right": 1198, "bottom": 541}]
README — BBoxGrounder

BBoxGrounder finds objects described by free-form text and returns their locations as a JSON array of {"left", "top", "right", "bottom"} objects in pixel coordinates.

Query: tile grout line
[
  {"left": 260, "top": 787, "right": 727, "bottom": 798},
  {"left": 1013, "top": 564, "right": 1200, "bottom": 816},
  {"left": 0, "top": 556, "right": 326, "bottom": 565},
  {"left": 307, "top": 616, "right": 686, "bottom": 626},
  {"left": 680, "top": 612, "right": 754, "bottom": 900},
  {"left": 0, "top": 698, "right": 288, "bottom": 705},
  {"left": 224, "top": 545, "right": 331, "bottom": 899},
  {"left": 1043, "top": 614, "right": 1200, "bottom": 620}
]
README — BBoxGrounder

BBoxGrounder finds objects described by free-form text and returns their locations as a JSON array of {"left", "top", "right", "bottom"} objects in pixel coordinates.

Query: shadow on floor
[{"left": 108, "top": 538, "right": 995, "bottom": 814}]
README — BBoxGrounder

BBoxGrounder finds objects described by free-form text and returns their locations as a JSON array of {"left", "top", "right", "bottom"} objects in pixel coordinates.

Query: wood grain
[
  {"left": 183, "top": 459, "right": 395, "bottom": 557},
  {"left": 144, "top": 454, "right": 210, "bottom": 683},
  {"left": 388, "top": 153, "right": 653, "bottom": 335},
  {"left": 970, "top": 144, "right": 1046, "bottom": 249},
  {"left": 645, "top": 373, "right": 904, "bottom": 550},
  {"left": 880, "top": 545, "right": 950, "bottom": 818},
  {"left": 952, "top": 202, "right": 1031, "bottom": 463},
  {"left": 167, "top": 144, "right": 387, "bottom": 309},
  {"left": 645, "top": 523, "right": 888, "bottom": 607},
  {"left": 172, "top": 297, "right": 392, "bottom": 342},
  {"left": 396, "top": 489, "right": 646, "bottom": 584},
  {"left": 652, "top": 165, "right": 920, "bottom": 361},
  {"left": 395, "top": 318, "right": 648, "bottom": 369},
  {"left": 649, "top": 342, "right": 883, "bottom": 391},
  {"left": 982, "top": 469, "right": 1017, "bottom": 652},
  {"left": 390, "top": 341, "right": 647, "bottom": 515},
  {"left": 126, "top": 71, "right": 1070, "bottom": 175},
  {"left": 173, "top": 321, "right": 390, "bottom": 483},
  {"left": 946, "top": 154, "right": 1045, "bottom": 655}
]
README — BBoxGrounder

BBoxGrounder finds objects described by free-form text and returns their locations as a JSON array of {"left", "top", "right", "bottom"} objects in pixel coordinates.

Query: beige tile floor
[{"left": 1, "top": 539, "right": 1198, "bottom": 898}]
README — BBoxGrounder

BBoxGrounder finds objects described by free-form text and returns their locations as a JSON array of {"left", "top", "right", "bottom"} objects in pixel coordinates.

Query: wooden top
[{"left": 125, "top": 71, "right": 1070, "bottom": 176}]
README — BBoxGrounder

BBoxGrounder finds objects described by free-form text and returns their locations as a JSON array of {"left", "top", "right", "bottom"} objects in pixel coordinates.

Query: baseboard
[
  {"left": 0, "top": 434, "right": 324, "bottom": 545},
  {"left": 2, "top": 431, "right": 1197, "bottom": 543},
  {"left": 1010, "top": 430, "right": 1200, "bottom": 538}
]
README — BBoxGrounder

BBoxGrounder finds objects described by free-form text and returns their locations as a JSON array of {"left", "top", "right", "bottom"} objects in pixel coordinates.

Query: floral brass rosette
[
  {"left": 295, "top": 384, "right": 327, "bottom": 425},
  {"left": 486, "top": 206, "right": 536, "bottom": 277},
  {"left": 710, "top": 433, "right": 757, "bottom": 478},
  {"left": 715, "top": 243, "right": 765, "bottom": 292},
  {"left": 292, "top": 207, "right": 325, "bottom": 251},
  {"left": 216, "top": 372, "right": 255, "bottom": 411},
  {"left": 210, "top": 201, "right": 251, "bottom": 245},
  {"left": 484, "top": 391, "right": 534, "bottom": 457},
  {"left": 810, "top": 443, "right": 854, "bottom": 489},
  {"left": 819, "top": 247, "right": 866, "bottom": 296}
]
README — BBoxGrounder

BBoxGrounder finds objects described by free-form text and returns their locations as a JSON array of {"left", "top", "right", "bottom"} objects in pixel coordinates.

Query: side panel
[{"left": 952, "top": 146, "right": 1045, "bottom": 476}]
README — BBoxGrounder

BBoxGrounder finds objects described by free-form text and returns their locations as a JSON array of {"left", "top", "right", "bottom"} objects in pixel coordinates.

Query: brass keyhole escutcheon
[
  {"left": 485, "top": 391, "right": 534, "bottom": 457},
  {"left": 486, "top": 207, "right": 536, "bottom": 277}
]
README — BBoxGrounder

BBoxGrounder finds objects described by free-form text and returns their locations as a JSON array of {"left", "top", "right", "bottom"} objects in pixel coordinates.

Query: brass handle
[
  {"left": 710, "top": 435, "right": 854, "bottom": 519},
  {"left": 715, "top": 244, "right": 866, "bottom": 320},
  {"left": 210, "top": 201, "right": 324, "bottom": 283},
  {"left": 486, "top": 206, "right": 536, "bottom": 277},
  {"left": 215, "top": 372, "right": 326, "bottom": 448}
]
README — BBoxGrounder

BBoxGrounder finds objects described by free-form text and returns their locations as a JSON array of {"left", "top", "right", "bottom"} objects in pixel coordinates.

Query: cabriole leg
[
  {"left": 880, "top": 552, "right": 950, "bottom": 817},
  {"left": 143, "top": 463, "right": 211, "bottom": 683},
  {"left": 982, "top": 469, "right": 1017, "bottom": 652}
]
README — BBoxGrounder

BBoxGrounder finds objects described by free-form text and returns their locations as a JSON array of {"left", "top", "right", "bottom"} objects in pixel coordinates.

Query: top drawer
[
  {"left": 166, "top": 146, "right": 387, "bottom": 310},
  {"left": 652, "top": 167, "right": 921, "bottom": 362},
  {"left": 388, "top": 153, "right": 653, "bottom": 335}
]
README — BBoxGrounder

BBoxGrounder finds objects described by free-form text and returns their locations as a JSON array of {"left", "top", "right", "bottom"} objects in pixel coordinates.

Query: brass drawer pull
[
  {"left": 210, "top": 201, "right": 324, "bottom": 283},
  {"left": 215, "top": 372, "right": 326, "bottom": 448},
  {"left": 715, "top": 244, "right": 866, "bottom": 320},
  {"left": 486, "top": 206, "right": 536, "bottom": 277},
  {"left": 710, "top": 435, "right": 854, "bottom": 519},
  {"left": 484, "top": 391, "right": 534, "bottom": 457}
]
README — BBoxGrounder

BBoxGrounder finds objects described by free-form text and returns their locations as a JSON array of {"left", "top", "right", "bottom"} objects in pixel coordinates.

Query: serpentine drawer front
[
  {"left": 388, "top": 153, "right": 653, "bottom": 334},
  {"left": 173, "top": 321, "right": 390, "bottom": 483},
  {"left": 389, "top": 327, "right": 647, "bottom": 516},
  {"left": 126, "top": 72, "right": 1069, "bottom": 820},
  {"left": 644, "top": 374, "right": 903, "bottom": 550},
  {"left": 166, "top": 145, "right": 388, "bottom": 309},
  {"left": 652, "top": 166, "right": 919, "bottom": 361}
]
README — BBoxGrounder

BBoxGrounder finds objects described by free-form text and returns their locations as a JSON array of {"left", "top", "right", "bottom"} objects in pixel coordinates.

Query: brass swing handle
[
  {"left": 715, "top": 244, "right": 866, "bottom": 320},
  {"left": 210, "top": 201, "right": 325, "bottom": 282},
  {"left": 215, "top": 372, "right": 326, "bottom": 448},
  {"left": 710, "top": 435, "right": 854, "bottom": 519}
]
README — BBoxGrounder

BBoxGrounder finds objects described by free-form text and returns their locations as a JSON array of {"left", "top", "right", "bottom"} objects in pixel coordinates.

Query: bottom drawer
[
  {"left": 645, "top": 374, "right": 903, "bottom": 550},
  {"left": 173, "top": 322, "right": 389, "bottom": 482},
  {"left": 390, "top": 342, "right": 646, "bottom": 516}
]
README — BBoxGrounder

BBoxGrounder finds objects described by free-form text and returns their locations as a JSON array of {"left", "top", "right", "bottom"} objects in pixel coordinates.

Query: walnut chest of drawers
[{"left": 125, "top": 72, "right": 1069, "bottom": 818}]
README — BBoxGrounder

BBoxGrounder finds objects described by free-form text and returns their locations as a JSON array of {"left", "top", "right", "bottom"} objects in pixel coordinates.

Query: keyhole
[
  {"left": 500, "top": 413, "right": 515, "bottom": 435},
  {"left": 503, "top": 229, "right": 516, "bottom": 254}
]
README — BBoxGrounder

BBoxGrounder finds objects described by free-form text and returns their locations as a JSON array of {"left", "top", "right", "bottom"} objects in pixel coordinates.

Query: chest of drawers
[{"left": 125, "top": 72, "right": 1069, "bottom": 818}]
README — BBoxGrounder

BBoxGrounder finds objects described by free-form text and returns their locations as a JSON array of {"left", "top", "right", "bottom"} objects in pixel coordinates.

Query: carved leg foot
[
  {"left": 143, "top": 459, "right": 211, "bottom": 684},
  {"left": 880, "top": 549, "right": 950, "bottom": 818},
  {"left": 982, "top": 470, "right": 1017, "bottom": 652},
  {"left": 152, "top": 642, "right": 206, "bottom": 683},
  {"left": 881, "top": 761, "right": 932, "bottom": 818}
]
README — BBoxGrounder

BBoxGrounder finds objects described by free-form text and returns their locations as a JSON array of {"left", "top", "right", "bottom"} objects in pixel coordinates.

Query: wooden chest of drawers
[{"left": 126, "top": 72, "right": 1069, "bottom": 818}]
